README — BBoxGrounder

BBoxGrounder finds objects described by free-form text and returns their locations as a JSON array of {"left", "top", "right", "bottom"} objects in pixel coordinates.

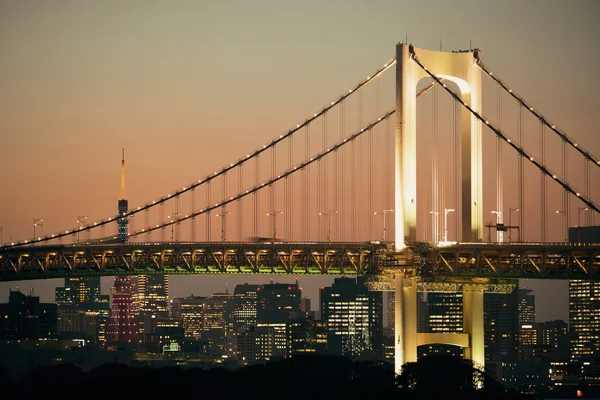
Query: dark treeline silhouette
[{"left": 0, "top": 354, "right": 530, "bottom": 399}]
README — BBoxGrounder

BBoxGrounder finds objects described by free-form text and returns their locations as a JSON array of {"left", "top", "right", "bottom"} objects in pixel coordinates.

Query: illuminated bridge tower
[
  {"left": 394, "top": 43, "right": 484, "bottom": 374},
  {"left": 118, "top": 147, "right": 128, "bottom": 243}
]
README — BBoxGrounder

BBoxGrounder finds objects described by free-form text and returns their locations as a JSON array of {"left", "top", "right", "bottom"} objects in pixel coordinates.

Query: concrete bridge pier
[{"left": 393, "top": 272, "right": 486, "bottom": 375}]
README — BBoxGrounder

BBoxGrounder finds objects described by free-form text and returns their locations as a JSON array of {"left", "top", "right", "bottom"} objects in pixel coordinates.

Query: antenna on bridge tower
[{"left": 120, "top": 146, "right": 126, "bottom": 200}]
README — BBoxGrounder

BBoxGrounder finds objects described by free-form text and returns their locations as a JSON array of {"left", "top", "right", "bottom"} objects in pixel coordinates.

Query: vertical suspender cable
[
  {"left": 288, "top": 134, "right": 293, "bottom": 240},
  {"left": 584, "top": 159, "right": 590, "bottom": 226},
  {"left": 207, "top": 181, "right": 211, "bottom": 241},
  {"left": 305, "top": 125, "right": 310, "bottom": 240},
  {"left": 540, "top": 122, "right": 546, "bottom": 242},
  {"left": 253, "top": 155, "right": 259, "bottom": 238},
  {"left": 160, "top": 202, "right": 165, "bottom": 242},
  {"left": 270, "top": 146, "right": 275, "bottom": 237},
  {"left": 497, "top": 84, "right": 503, "bottom": 243},
  {"left": 238, "top": 164, "right": 242, "bottom": 241},
  {"left": 318, "top": 119, "right": 323, "bottom": 240},
  {"left": 145, "top": 208, "right": 150, "bottom": 241},
  {"left": 563, "top": 140, "right": 569, "bottom": 241},
  {"left": 454, "top": 99, "right": 459, "bottom": 241},
  {"left": 191, "top": 188, "right": 196, "bottom": 241},
  {"left": 432, "top": 85, "right": 439, "bottom": 241},
  {"left": 323, "top": 114, "right": 328, "bottom": 239},
  {"left": 223, "top": 172, "right": 227, "bottom": 240},
  {"left": 518, "top": 105, "right": 524, "bottom": 242},
  {"left": 175, "top": 195, "right": 180, "bottom": 242},
  {"left": 340, "top": 100, "right": 345, "bottom": 241}
]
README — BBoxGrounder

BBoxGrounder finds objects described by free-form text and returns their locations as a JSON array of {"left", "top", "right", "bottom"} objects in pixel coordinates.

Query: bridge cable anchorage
[
  {"left": 477, "top": 60, "right": 600, "bottom": 168},
  {"left": 410, "top": 55, "right": 600, "bottom": 217},
  {"left": 3, "top": 56, "right": 398, "bottom": 249}
]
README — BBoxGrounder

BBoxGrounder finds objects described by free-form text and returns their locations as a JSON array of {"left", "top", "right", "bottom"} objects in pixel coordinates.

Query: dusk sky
[{"left": 1, "top": 0, "right": 599, "bottom": 322}]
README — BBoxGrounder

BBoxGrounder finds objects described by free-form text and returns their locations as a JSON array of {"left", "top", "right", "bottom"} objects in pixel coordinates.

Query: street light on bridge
[
  {"left": 578, "top": 207, "right": 590, "bottom": 242},
  {"left": 167, "top": 212, "right": 181, "bottom": 242},
  {"left": 508, "top": 208, "right": 520, "bottom": 242},
  {"left": 318, "top": 210, "right": 338, "bottom": 243},
  {"left": 33, "top": 218, "right": 43, "bottom": 241},
  {"left": 215, "top": 211, "right": 231, "bottom": 242},
  {"left": 491, "top": 210, "right": 503, "bottom": 243},
  {"left": 77, "top": 216, "right": 87, "bottom": 243},
  {"left": 373, "top": 209, "right": 393, "bottom": 242},
  {"left": 556, "top": 210, "right": 567, "bottom": 242},
  {"left": 266, "top": 211, "right": 283, "bottom": 240}
]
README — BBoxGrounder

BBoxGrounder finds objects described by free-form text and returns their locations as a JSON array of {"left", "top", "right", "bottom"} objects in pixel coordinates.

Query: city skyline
[{"left": 1, "top": 1, "right": 599, "bottom": 323}]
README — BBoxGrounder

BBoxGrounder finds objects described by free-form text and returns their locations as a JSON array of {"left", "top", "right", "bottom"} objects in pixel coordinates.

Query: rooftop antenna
[{"left": 120, "top": 146, "right": 126, "bottom": 200}]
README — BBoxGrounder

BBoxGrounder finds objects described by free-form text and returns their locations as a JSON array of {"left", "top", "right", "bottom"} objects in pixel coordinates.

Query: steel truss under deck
[{"left": 1, "top": 242, "right": 599, "bottom": 283}]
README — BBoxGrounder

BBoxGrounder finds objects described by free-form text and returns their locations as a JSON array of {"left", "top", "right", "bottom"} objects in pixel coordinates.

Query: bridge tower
[
  {"left": 394, "top": 43, "right": 484, "bottom": 375},
  {"left": 395, "top": 42, "right": 483, "bottom": 249}
]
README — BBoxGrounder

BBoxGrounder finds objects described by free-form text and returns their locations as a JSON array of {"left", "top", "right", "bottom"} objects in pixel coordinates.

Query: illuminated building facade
[
  {"left": 417, "top": 292, "right": 463, "bottom": 359},
  {"left": 200, "top": 293, "right": 234, "bottom": 355},
  {"left": 233, "top": 284, "right": 261, "bottom": 333},
  {"left": 289, "top": 316, "right": 327, "bottom": 356},
  {"left": 569, "top": 280, "right": 600, "bottom": 363},
  {"left": 133, "top": 274, "right": 169, "bottom": 336},
  {"left": 106, "top": 276, "right": 138, "bottom": 345},
  {"left": 320, "top": 277, "right": 383, "bottom": 359},
  {"left": 178, "top": 295, "right": 206, "bottom": 340},
  {"left": 55, "top": 277, "right": 101, "bottom": 307}
]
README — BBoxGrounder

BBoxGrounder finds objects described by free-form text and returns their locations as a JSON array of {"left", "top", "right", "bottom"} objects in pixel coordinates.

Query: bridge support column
[
  {"left": 462, "top": 284, "right": 485, "bottom": 370},
  {"left": 394, "top": 272, "right": 417, "bottom": 375}
]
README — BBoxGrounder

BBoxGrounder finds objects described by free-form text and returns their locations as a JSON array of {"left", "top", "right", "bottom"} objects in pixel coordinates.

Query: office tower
[
  {"left": 320, "top": 277, "right": 383, "bottom": 359},
  {"left": 178, "top": 295, "right": 206, "bottom": 340},
  {"left": 170, "top": 297, "right": 182, "bottom": 319},
  {"left": 133, "top": 274, "right": 169, "bottom": 336},
  {"left": 233, "top": 284, "right": 261, "bottom": 333},
  {"left": 518, "top": 288, "right": 535, "bottom": 326},
  {"left": 201, "top": 292, "right": 234, "bottom": 355},
  {"left": 569, "top": 280, "right": 600, "bottom": 363},
  {"left": 484, "top": 290, "right": 519, "bottom": 362},
  {"left": 257, "top": 283, "right": 301, "bottom": 323},
  {"left": 386, "top": 292, "right": 395, "bottom": 329},
  {"left": 0, "top": 289, "right": 57, "bottom": 340},
  {"left": 417, "top": 292, "right": 463, "bottom": 358},
  {"left": 106, "top": 276, "right": 138, "bottom": 345},
  {"left": 55, "top": 277, "right": 101, "bottom": 307},
  {"left": 95, "top": 294, "right": 110, "bottom": 343},
  {"left": 288, "top": 315, "right": 327, "bottom": 356},
  {"left": 300, "top": 297, "right": 311, "bottom": 313}
]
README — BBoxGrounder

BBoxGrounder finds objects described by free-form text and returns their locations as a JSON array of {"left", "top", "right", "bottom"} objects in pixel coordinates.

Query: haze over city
[{"left": 1, "top": 0, "right": 600, "bottom": 323}]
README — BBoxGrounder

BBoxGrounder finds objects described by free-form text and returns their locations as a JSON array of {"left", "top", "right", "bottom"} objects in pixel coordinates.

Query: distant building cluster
[{"left": 2, "top": 226, "right": 600, "bottom": 392}]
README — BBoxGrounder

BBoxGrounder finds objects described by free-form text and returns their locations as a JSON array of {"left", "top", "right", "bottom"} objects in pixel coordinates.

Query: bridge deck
[{"left": 0, "top": 241, "right": 598, "bottom": 282}]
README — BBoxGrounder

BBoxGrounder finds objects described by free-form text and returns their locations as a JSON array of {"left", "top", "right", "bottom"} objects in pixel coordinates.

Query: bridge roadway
[{"left": 0, "top": 241, "right": 599, "bottom": 283}]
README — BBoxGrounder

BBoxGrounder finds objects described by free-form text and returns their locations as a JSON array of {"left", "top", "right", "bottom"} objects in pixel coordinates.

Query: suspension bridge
[{"left": 1, "top": 42, "right": 599, "bottom": 372}]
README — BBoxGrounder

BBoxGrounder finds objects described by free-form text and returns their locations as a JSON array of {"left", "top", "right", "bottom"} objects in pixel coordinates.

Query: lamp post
[
  {"left": 373, "top": 209, "right": 393, "bottom": 241},
  {"left": 266, "top": 211, "right": 283, "bottom": 240},
  {"left": 77, "top": 216, "right": 87, "bottom": 243},
  {"left": 577, "top": 207, "right": 590, "bottom": 242},
  {"left": 443, "top": 208, "right": 455, "bottom": 242},
  {"left": 556, "top": 210, "right": 567, "bottom": 242},
  {"left": 429, "top": 211, "right": 439, "bottom": 242},
  {"left": 33, "top": 218, "right": 43, "bottom": 240},
  {"left": 508, "top": 208, "right": 520, "bottom": 242},
  {"left": 215, "top": 211, "right": 230, "bottom": 242},
  {"left": 491, "top": 210, "right": 503, "bottom": 243},
  {"left": 318, "top": 210, "right": 338, "bottom": 243},
  {"left": 167, "top": 212, "right": 181, "bottom": 242}
]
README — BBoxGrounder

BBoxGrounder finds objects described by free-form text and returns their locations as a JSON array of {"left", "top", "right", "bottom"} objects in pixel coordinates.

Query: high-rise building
[
  {"left": 257, "top": 283, "right": 301, "bottom": 323},
  {"left": 106, "top": 276, "right": 138, "bottom": 345},
  {"left": 300, "top": 297, "right": 311, "bottom": 313},
  {"left": 417, "top": 292, "right": 463, "bottom": 359},
  {"left": 178, "top": 295, "right": 206, "bottom": 340},
  {"left": 233, "top": 284, "right": 261, "bottom": 333},
  {"left": 484, "top": 290, "right": 519, "bottom": 362},
  {"left": 201, "top": 292, "right": 234, "bottom": 355},
  {"left": 569, "top": 280, "right": 600, "bottom": 363},
  {"left": 518, "top": 288, "right": 535, "bottom": 326},
  {"left": 133, "top": 275, "right": 169, "bottom": 336},
  {"left": 288, "top": 315, "right": 327, "bottom": 356},
  {"left": 320, "top": 277, "right": 383, "bottom": 359},
  {"left": 0, "top": 289, "right": 57, "bottom": 340}
]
